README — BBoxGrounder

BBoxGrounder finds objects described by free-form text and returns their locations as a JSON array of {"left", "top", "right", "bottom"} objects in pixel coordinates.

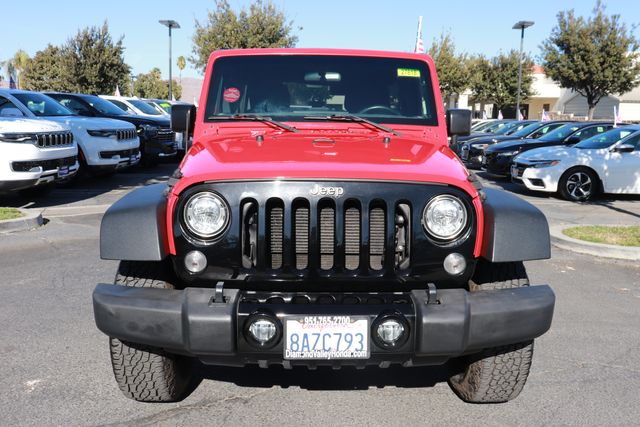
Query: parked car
[
  {"left": 93, "top": 48, "right": 554, "bottom": 404},
  {"left": 100, "top": 95, "right": 165, "bottom": 118},
  {"left": 460, "top": 121, "right": 572, "bottom": 170},
  {"left": 0, "top": 115, "right": 78, "bottom": 192},
  {"left": 512, "top": 125, "right": 640, "bottom": 201},
  {"left": 143, "top": 100, "right": 170, "bottom": 117},
  {"left": 453, "top": 120, "right": 535, "bottom": 155},
  {"left": 0, "top": 90, "right": 140, "bottom": 175},
  {"left": 483, "top": 122, "right": 615, "bottom": 177},
  {"left": 46, "top": 92, "right": 177, "bottom": 165}
]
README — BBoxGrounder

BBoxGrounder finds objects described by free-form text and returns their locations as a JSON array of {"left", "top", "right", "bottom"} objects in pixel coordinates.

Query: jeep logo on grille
[{"left": 310, "top": 184, "right": 344, "bottom": 198}]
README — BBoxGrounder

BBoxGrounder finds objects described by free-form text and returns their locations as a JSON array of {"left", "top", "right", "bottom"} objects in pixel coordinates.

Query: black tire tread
[
  {"left": 109, "top": 260, "right": 191, "bottom": 402},
  {"left": 448, "top": 260, "right": 534, "bottom": 403}
]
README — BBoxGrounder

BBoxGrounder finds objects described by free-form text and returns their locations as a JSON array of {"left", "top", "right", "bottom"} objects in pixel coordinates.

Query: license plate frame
[
  {"left": 58, "top": 166, "right": 69, "bottom": 177},
  {"left": 284, "top": 316, "right": 370, "bottom": 360}
]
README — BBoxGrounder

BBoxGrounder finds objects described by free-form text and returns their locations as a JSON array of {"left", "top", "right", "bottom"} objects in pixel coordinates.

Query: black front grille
[
  {"left": 241, "top": 197, "right": 411, "bottom": 273},
  {"left": 12, "top": 155, "right": 76, "bottom": 172},
  {"left": 155, "top": 129, "right": 175, "bottom": 142},
  {"left": 99, "top": 148, "right": 140, "bottom": 159},
  {"left": 36, "top": 131, "right": 74, "bottom": 148}
]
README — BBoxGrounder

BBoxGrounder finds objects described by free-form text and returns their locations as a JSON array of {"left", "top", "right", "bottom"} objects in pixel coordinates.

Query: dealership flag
[
  {"left": 114, "top": 85, "right": 121, "bottom": 97},
  {"left": 498, "top": 110, "right": 503, "bottom": 120},
  {"left": 482, "top": 110, "right": 487, "bottom": 120},
  {"left": 613, "top": 105, "right": 621, "bottom": 127},
  {"left": 541, "top": 109, "right": 549, "bottom": 122},
  {"left": 414, "top": 16, "right": 424, "bottom": 54}
]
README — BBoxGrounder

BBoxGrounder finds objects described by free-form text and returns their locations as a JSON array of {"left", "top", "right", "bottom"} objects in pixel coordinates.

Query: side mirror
[
  {"left": 613, "top": 143, "right": 635, "bottom": 153},
  {"left": 565, "top": 136, "right": 580, "bottom": 145},
  {"left": 446, "top": 109, "right": 471, "bottom": 137},
  {"left": 171, "top": 104, "right": 196, "bottom": 133}
]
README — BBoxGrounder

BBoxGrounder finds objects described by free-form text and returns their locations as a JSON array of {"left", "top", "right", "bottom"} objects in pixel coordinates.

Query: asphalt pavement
[{"left": 1, "top": 165, "right": 639, "bottom": 426}]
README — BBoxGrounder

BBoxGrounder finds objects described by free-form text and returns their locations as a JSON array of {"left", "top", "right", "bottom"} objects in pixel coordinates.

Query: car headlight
[
  {"left": 183, "top": 192, "right": 230, "bottom": 239},
  {"left": 0, "top": 133, "right": 36, "bottom": 143},
  {"left": 497, "top": 150, "right": 520, "bottom": 156},
  {"left": 531, "top": 160, "right": 560, "bottom": 168},
  {"left": 137, "top": 124, "right": 159, "bottom": 138},
  {"left": 422, "top": 195, "right": 468, "bottom": 240},
  {"left": 87, "top": 129, "right": 118, "bottom": 138}
]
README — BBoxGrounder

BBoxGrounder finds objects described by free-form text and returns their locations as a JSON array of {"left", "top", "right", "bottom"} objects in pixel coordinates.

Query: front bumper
[
  {"left": 93, "top": 283, "right": 555, "bottom": 367},
  {"left": 483, "top": 153, "right": 514, "bottom": 176}
]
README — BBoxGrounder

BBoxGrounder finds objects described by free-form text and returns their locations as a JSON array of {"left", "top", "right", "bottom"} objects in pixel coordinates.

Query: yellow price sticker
[{"left": 397, "top": 68, "right": 421, "bottom": 78}]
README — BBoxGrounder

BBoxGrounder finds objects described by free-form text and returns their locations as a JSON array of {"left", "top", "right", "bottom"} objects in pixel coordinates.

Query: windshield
[
  {"left": 575, "top": 128, "right": 637, "bottom": 149},
  {"left": 13, "top": 92, "right": 74, "bottom": 117},
  {"left": 204, "top": 55, "right": 438, "bottom": 126},
  {"left": 494, "top": 121, "right": 525, "bottom": 135},
  {"left": 482, "top": 121, "right": 510, "bottom": 133},
  {"left": 129, "top": 99, "right": 162, "bottom": 115},
  {"left": 508, "top": 122, "right": 542, "bottom": 138},
  {"left": 82, "top": 95, "right": 129, "bottom": 116},
  {"left": 537, "top": 124, "right": 581, "bottom": 142}
]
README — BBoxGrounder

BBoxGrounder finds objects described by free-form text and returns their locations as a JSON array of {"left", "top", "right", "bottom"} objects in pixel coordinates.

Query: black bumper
[
  {"left": 142, "top": 137, "right": 177, "bottom": 159},
  {"left": 93, "top": 283, "right": 555, "bottom": 367},
  {"left": 483, "top": 153, "right": 514, "bottom": 176}
]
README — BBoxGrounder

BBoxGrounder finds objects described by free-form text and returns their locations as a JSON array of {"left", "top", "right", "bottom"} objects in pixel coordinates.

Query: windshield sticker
[
  {"left": 223, "top": 87, "right": 241, "bottom": 103},
  {"left": 397, "top": 68, "right": 421, "bottom": 78}
]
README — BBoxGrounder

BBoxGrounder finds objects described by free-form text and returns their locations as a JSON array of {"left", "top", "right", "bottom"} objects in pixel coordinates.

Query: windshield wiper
[
  {"left": 207, "top": 114, "right": 298, "bottom": 132},
  {"left": 303, "top": 114, "right": 401, "bottom": 136}
]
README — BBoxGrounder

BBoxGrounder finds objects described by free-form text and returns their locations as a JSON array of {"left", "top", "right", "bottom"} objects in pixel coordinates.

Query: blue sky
[{"left": 1, "top": 0, "right": 637, "bottom": 80}]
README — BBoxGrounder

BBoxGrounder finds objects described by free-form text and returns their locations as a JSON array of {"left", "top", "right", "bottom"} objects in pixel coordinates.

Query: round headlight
[
  {"left": 183, "top": 192, "right": 229, "bottom": 239},
  {"left": 422, "top": 195, "right": 468, "bottom": 240}
]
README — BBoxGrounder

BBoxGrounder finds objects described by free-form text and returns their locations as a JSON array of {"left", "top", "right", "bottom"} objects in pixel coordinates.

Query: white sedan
[{"left": 511, "top": 125, "right": 640, "bottom": 201}]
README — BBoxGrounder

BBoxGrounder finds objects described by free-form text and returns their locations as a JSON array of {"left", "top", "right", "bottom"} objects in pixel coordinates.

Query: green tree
[
  {"left": 65, "top": 22, "right": 131, "bottom": 95},
  {"left": 22, "top": 45, "right": 73, "bottom": 92},
  {"left": 133, "top": 67, "right": 182, "bottom": 100},
  {"left": 541, "top": 1, "right": 640, "bottom": 119},
  {"left": 177, "top": 55, "right": 186, "bottom": 83},
  {"left": 190, "top": 0, "right": 299, "bottom": 72},
  {"left": 428, "top": 33, "right": 469, "bottom": 103},
  {"left": 468, "top": 51, "right": 534, "bottom": 113}
]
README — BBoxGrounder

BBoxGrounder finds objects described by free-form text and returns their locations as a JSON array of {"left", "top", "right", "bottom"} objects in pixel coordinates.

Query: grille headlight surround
[
  {"left": 422, "top": 195, "right": 468, "bottom": 241},
  {"left": 183, "top": 192, "right": 230, "bottom": 240}
]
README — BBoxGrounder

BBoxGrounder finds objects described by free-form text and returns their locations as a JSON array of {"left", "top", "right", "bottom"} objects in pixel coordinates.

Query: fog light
[
  {"left": 184, "top": 250, "right": 207, "bottom": 273},
  {"left": 244, "top": 313, "right": 281, "bottom": 348},
  {"left": 249, "top": 319, "right": 277, "bottom": 343},
  {"left": 443, "top": 252, "right": 466, "bottom": 276},
  {"left": 377, "top": 319, "right": 405, "bottom": 345}
]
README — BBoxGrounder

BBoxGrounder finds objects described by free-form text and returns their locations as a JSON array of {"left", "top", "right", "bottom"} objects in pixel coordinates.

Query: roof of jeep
[{"left": 207, "top": 48, "right": 434, "bottom": 62}]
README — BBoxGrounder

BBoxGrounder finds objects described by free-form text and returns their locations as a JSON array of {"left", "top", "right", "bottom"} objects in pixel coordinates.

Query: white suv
[
  {"left": 0, "top": 116, "right": 78, "bottom": 192},
  {"left": 0, "top": 90, "right": 140, "bottom": 175}
]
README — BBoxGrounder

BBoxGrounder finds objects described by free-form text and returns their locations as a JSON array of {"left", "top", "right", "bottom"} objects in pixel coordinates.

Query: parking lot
[{"left": 0, "top": 164, "right": 638, "bottom": 426}]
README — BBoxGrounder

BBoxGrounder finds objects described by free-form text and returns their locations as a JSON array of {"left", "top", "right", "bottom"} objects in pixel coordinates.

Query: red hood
[{"left": 175, "top": 127, "right": 477, "bottom": 196}]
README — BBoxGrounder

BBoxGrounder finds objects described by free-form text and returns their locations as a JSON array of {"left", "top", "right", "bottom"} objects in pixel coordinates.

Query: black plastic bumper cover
[{"left": 93, "top": 284, "right": 555, "bottom": 361}]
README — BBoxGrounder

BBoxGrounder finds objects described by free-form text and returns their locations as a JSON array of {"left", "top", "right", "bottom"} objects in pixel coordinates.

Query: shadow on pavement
[
  {"left": 0, "top": 163, "right": 177, "bottom": 209},
  {"left": 196, "top": 363, "right": 450, "bottom": 390}
]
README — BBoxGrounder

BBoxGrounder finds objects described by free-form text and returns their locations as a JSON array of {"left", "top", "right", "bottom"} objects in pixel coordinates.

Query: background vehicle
[
  {"left": 46, "top": 93, "right": 177, "bottom": 166},
  {"left": 0, "top": 90, "right": 139, "bottom": 175},
  {"left": 512, "top": 125, "right": 640, "bottom": 201},
  {"left": 453, "top": 120, "right": 534, "bottom": 155},
  {"left": 483, "top": 122, "right": 614, "bottom": 177},
  {"left": 460, "top": 121, "right": 571, "bottom": 169},
  {"left": 93, "top": 49, "right": 554, "bottom": 405},
  {"left": 100, "top": 95, "right": 165, "bottom": 118},
  {"left": 0, "top": 116, "right": 77, "bottom": 192}
]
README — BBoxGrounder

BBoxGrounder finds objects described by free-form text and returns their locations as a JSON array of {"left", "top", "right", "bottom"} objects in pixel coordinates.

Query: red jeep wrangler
[{"left": 94, "top": 49, "right": 554, "bottom": 403}]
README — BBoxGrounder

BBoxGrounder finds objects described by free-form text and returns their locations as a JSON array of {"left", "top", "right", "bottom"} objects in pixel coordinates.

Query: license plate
[
  {"left": 58, "top": 166, "right": 69, "bottom": 177},
  {"left": 284, "top": 316, "right": 370, "bottom": 360}
]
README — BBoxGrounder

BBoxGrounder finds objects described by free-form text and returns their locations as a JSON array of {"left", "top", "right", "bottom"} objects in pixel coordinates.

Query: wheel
[
  {"left": 448, "top": 260, "right": 534, "bottom": 403},
  {"left": 357, "top": 105, "right": 401, "bottom": 115},
  {"left": 109, "top": 260, "right": 194, "bottom": 402},
  {"left": 559, "top": 167, "right": 598, "bottom": 201}
]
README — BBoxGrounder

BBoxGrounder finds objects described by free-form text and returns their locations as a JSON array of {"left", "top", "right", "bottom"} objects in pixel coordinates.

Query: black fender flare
[
  {"left": 100, "top": 183, "right": 170, "bottom": 261},
  {"left": 480, "top": 188, "right": 550, "bottom": 262}
]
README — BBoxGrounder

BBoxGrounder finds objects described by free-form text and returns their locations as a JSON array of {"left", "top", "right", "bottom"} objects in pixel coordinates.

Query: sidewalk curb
[
  {"left": 0, "top": 209, "right": 44, "bottom": 234},
  {"left": 550, "top": 224, "right": 640, "bottom": 261}
]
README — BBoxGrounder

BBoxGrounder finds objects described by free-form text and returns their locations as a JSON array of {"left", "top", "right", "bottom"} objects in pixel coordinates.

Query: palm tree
[
  {"left": 177, "top": 56, "right": 186, "bottom": 85},
  {"left": 1, "top": 50, "right": 30, "bottom": 88}
]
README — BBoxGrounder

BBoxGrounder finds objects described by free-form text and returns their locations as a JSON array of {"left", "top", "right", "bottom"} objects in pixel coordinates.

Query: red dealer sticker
[{"left": 223, "top": 87, "right": 241, "bottom": 103}]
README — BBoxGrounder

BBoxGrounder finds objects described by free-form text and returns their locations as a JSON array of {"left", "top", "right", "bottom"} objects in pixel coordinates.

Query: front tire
[
  {"left": 448, "top": 260, "right": 534, "bottom": 403},
  {"left": 109, "top": 261, "right": 193, "bottom": 402},
  {"left": 559, "top": 167, "right": 598, "bottom": 201}
]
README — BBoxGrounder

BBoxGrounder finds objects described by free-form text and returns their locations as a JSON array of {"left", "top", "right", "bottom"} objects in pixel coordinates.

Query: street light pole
[
  {"left": 512, "top": 20, "right": 534, "bottom": 120},
  {"left": 159, "top": 20, "right": 180, "bottom": 100}
]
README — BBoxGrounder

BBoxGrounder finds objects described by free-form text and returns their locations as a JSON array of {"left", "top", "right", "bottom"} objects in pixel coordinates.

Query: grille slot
[
  {"left": 369, "top": 206, "right": 385, "bottom": 270},
  {"left": 344, "top": 205, "right": 360, "bottom": 270},
  {"left": 267, "top": 201, "right": 284, "bottom": 269},
  {"left": 319, "top": 204, "right": 335, "bottom": 270},
  {"left": 294, "top": 202, "right": 309, "bottom": 269}
]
